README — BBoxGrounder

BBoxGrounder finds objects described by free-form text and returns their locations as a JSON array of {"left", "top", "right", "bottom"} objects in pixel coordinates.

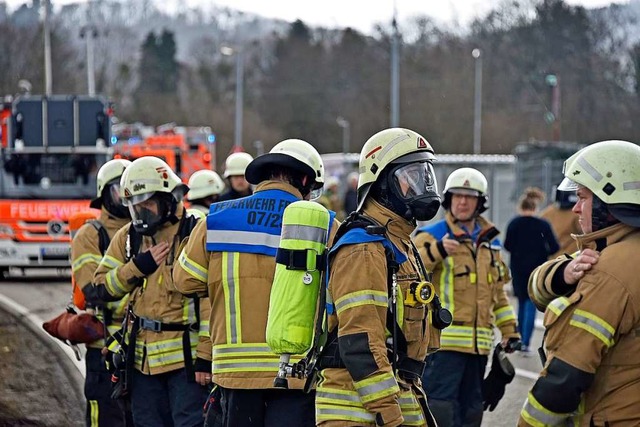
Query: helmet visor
[
  {"left": 310, "top": 187, "right": 323, "bottom": 201},
  {"left": 390, "top": 162, "right": 438, "bottom": 201},
  {"left": 122, "top": 191, "right": 154, "bottom": 207},
  {"left": 557, "top": 177, "right": 579, "bottom": 192},
  {"left": 128, "top": 195, "right": 165, "bottom": 235}
]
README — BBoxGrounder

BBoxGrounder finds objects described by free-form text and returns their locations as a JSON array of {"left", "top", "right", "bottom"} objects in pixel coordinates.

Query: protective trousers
[
  {"left": 84, "top": 347, "right": 133, "bottom": 427},
  {"left": 129, "top": 368, "right": 208, "bottom": 427},
  {"left": 218, "top": 387, "right": 315, "bottom": 427},
  {"left": 422, "top": 350, "right": 488, "bottom": 427}
]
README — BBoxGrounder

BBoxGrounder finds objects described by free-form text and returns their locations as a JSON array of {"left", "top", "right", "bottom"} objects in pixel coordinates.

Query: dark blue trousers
[
  {"left": 218, "top": 387, "right": 315, "bottom": 427},
  {"left": 422, "top": 350, "right": 488, "bottom": 427},
  {"left": 130, "top": 368, "right": 208, "bottom": 427}
]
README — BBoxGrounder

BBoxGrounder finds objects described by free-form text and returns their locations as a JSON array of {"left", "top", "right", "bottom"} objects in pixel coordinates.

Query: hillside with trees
[{"left": 1, "top": 0, "right": 640, "bottom": 165}]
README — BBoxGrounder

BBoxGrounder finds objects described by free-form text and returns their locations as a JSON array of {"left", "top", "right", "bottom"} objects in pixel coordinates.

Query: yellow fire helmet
[
  {"left": 90, "top": 158, "right": 131, "bottom": 209},
  {"left": 442, "top": 167, "right": 489, "bottom": 213},
  {"left": 187, "top": 169, "right": 225, "bottom": 200},
  {"left": 119, "top": 156, "right": 188, "bottom": 207},
  {"left": 559, "top": 140, "right": 640, "bottom": 226},
  {"left": 356, "top": 128, "right": 439, "bottom": 221},
  {"left": 223, "top": 152, "right": 254, "bottom": 178}
]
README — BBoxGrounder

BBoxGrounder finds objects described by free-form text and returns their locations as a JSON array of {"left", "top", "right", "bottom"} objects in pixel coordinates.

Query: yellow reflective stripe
[
  {"left": 105, "top": 269, "right": 128, "bottom": 296},
  {"left": 213, "top": 343, "right": 274, "bottom": 357},
  {"left": 470, "top": 272, "right": 477, "bottom": 284},
  {"left": 353, "top": 371, "right": 399, "bottom": 404},
  {"left": 316, "top": 389, "right": 361, "bottom": 405},
  {"left": 89, "top": 400, "right": 99, "bottom": 427},
  {"left": 521, "top": 391, "right": 571, "bottom": 426},
  {"left": 316, "top": 404, "right": 376, "bottom": 423},
  {"left": 199, "top": 320, "right": 210, "bottom": 337},
  {"left": 570, "top": 309, "right": 615, "bottom": 347},
  {"left": 334, "top": 290, "right": 388, "bottom": 315},
  {"left": 72, "top": 253, "right": 101, "bottom": 272},
  {"left": 440, "top": 257, "right": 455, "bottom": 315},
  {"left": 529, "top": 266, "right": 544, "bottom": 305},
  {"left": 222, "top": 252, "right": 242, "bottom": 344},
  {"left": 178, "top": 251, "right": 208, "bottom": 283},
  {"left": 182, "top": 298, "right": 196, "bottom": 324},
  {"left": 105, "top": 297, "right": 129, "bottom": 319},
  {"left": 100, "top": 254, "right": 123, "bottom": 269},
  {"left": 548, "top": 296, "right": 571, "bottom": 317},
  {"left": 494, "top": 305, "right": 516, "bottom": 326}
]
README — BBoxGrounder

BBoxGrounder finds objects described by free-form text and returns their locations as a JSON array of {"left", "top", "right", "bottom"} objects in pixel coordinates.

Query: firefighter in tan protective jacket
[
  {"left": 316, "top": 128, "right": 445, "bottom": 427},
  {"left": 521, "top": 140, "right": 640, "bottom": 426},
  {"left": 84, "top": 156, "right": 211, "bottom": 427},
  {"left": 413, "top": 167, "right": 520, "bottom": 427},
  {"left": 174, "top": 139, "right": 338, "bottom": 427},
  {"left": 72, "top": 159, "right": 132, "bottom": 427},
  {"left": 540, "top": 186, "right": 581, "bottom": 258}
]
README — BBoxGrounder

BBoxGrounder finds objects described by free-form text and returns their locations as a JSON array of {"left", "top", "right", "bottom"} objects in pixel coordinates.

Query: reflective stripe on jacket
[{"left": 414, "top": 212, "right": 519, "bottom": 355}]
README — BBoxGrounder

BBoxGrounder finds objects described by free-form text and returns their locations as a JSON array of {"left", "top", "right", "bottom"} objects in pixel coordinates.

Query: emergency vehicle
[
  {"left": 0, "top": 95, "right": 112, "bottom": 277},
  {"left": 111, "top": 123, "right": 216, "bottom": 182}
]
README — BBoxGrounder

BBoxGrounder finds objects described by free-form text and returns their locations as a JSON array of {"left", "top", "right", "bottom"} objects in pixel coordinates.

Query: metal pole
[
  {"left": 43, "top": 0, "right": 52, "bottom": 96},
  {"left": 234, "top": 49, "right": 244, "bottom": 149},
  {"left": 390, "top": 9, "right": 400, "bottom": 127},
  {"left": 472, "top": 48, "right": 482, "bottom": 154},
  {"left": 87, "top": 27, "right": 96, "bottom": 96}
]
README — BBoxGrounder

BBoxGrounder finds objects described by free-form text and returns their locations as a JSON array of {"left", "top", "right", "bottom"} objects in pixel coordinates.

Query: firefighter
[
  {"left": 187, "top": 169, "right": 226, "bottom": 214},
  {"left": 413, "top": 167, "right": 520, "bottom": 427},
  {"left": 540, "top": 185, "right": 582, "bottom": 258},
  {"left": 317, "top": 176, "right": 344, "bottom": 219},
  {"left": 521, "top": 140, "right": 640, "bottom": 426},
  {"left": 85, "top": 156, "right": 211, "bottom": 427},
  {"left": 174, "top": 139, "right": 337, "bottom": 427},
  {"left": 72, "top": 158, "right": 132, "bottom": 427},
  {"left": 218, "top": 151, "right": 254, "bottom": 201},
  {"left": 316, "top": 128, "right": 442, "bottom": 427}
]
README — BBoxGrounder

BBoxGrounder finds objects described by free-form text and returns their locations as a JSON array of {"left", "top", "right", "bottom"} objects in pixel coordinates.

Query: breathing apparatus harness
[{"left": 286, "top": 212, "right": 452, "bottom": 392}]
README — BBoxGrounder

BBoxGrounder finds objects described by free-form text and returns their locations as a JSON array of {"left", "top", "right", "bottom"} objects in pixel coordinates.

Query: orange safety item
[
  {"left": 69, "top": 210, "right": 100, "bottom": 309},
  {"left": 42, "top": 306, "right": 105, "bottom": 344}
]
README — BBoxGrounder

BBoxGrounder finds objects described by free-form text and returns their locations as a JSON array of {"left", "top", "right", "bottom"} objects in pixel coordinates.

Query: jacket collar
[
  {"left": 574, "top": 222, "right": 638, "bottom": 252},
  {"left": 254, "top": 180, "right": 303, "bottom": 199},
  {"left": 362, "top": 199, "right": 416, "bottom": 241},
  {"left": 444, "top": 211, "right": 500, "bottom": 243}
]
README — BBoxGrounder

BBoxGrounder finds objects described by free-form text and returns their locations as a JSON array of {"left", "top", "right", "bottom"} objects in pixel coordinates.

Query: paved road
[{"left": 0, "top": 271, "right": 544, "bottom": 426}]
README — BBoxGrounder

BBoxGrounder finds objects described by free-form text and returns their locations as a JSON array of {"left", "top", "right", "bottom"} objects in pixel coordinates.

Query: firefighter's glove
[
  {"left": 504, "top": 337, "right": 522, "bottom": 353},
  {"left": 482, "top": 344, "right": 515, "bottom": 412},
  {"left": 133, "top": 250, "right": 160, "bottom": 276}
]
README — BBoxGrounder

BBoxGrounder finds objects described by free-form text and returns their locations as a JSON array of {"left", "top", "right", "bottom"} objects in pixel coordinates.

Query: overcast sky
[{"left": 5, "top": 0, "right": 622, "bottom": 34}]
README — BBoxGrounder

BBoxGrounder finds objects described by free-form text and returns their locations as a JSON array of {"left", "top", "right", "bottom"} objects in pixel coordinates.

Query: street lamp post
[
  {"left": 221, "top": 46, "right": 244, "bottom": 150},
  {"left": 336, "top": 116, "right": 351, "bottom": 180},
  {"left": 80, "top": 25, "right": 98, "bottom": 96},
  {"left": 390, "top": 6, "right": 400, "bottom": 127},
  {"left": 472, "top": 48, "right": 482, "bottom": 155},
  {"left": 43, "top": 0, "right": 52, "bottom": 96}
]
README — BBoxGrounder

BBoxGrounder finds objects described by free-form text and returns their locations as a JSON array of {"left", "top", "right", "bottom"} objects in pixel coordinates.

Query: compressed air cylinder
[{"left": 266, "top": 200, "right": 330, "bottom": 355}]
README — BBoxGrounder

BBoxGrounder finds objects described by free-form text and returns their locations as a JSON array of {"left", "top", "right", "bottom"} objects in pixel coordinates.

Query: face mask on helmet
[
  {"left": 128, "top": 193, "right": 171, "bottom": 236},
  {"left": 103, "top": 182, "right": 130, "bottom": 219},
  {"left": 387, "top": 161, "right": 441, "bottom": 221}
]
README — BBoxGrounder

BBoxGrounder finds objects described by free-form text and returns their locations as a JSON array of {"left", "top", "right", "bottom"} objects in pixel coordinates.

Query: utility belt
[
  {"left": 137, "top": 317, "right": 197, "bottom": 333},
  {"left": 317, "top": 329, "right": 426, "bottom": 381}
]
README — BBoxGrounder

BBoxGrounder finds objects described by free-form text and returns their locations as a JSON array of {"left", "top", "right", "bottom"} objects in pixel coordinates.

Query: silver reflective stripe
[
  {"left": 316, "top": 407, "right": 375, "bottom": 423},
  {"left": 623, "top": 181, "right": 640, "bottom": 190},
  {"left": 403, "top": 413, "right": 425, "bottom": 424},
  {"left": 207, "top": 229, "right": 281, "bottom": 249},
  {"left": 442, "top": 257, "right": 453, "bottom": 311},
  {"left": 571, "top": 312, "right": 614, "bottom": 346},
  {"left": 335, "top": 293, "right": 387, "bottom": 313},
  {"left": 214, "top": 345, "right": 272, "bottom": 355},
  {"left": 378, "top": 134, "right": 410, "bottom": 161},
  {"left": 522, "top": 399, "right": 567, "bottom": 425},
  {"left": 356, "top": 376, "right": 398, "bottom": 398},
  {"left": 577, "top": 156, "right": 602, "bottom": 182},
  {"left": 281, "top": 224, "right": 326, "bottom": 243},
  {"left": 316, "top": 391, "right": 361, "bottom": 403},
  {"left": 226, "top": 252, "right": 239, "bottom": 344}
]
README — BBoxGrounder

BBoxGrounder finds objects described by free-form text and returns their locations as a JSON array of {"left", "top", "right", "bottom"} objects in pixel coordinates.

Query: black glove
[
  {"left": 133, "top": 250, "right": 160, "bottom": 276},
  {"left": 203, "top": 385, "right": 224, "bottom": 427},
  {"left": 504, "top": 337, "right": 522, "bottom": 353},
  {"left": 482, "top": 344, "right": 515, "bottom": 411}
]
